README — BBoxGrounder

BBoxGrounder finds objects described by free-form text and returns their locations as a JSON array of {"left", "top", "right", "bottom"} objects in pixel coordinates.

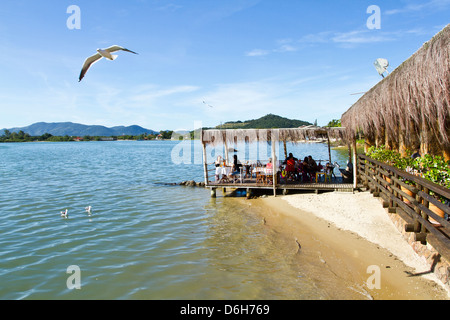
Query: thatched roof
[
  {"left": 201, "top": 126, "right": 347, "bottom": 146},
  {"left": 341, "top": 24, "right": 450, "bottom": 150}
]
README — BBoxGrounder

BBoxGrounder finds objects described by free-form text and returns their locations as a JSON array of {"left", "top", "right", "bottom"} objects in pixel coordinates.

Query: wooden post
[
  {"left": 352, "top": 138, "right": 357, "bottom": 189},
  {"left": 202, "top": 141, "right": 209, "bottom": 186},
  {"left": 327, "top": 132, "right": 332, "bottom": 165},
  {"left": 365, "top": 134, "right": 375, "bottom": 154},
  {"left": 398, "top": 124, "right": 408, "bottom": 157},
  {"left": 420, "top": 120, "right": 430, "bottom": 156},
  {"left": 224, "top": 139, "right": 229, "bottom": 165},
  {"left": 271, "top": 138, "right": 277, "bottom": 197},
  {"left": 443, "top": 146, "right": 450, "bottom": 161}
]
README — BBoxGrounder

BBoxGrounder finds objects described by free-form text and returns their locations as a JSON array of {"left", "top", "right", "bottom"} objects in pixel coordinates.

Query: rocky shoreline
[{"left": 178, "top": 180, "right": 206, "bottom": 187}]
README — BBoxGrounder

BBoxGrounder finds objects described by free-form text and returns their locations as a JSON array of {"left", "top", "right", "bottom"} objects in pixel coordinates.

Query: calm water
[{"left": 0, "top": 140, "right": 350, "bottom": 300}]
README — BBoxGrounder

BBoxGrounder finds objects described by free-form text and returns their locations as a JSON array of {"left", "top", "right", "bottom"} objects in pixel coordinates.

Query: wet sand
[{"left": 245, "top": 191, "right": 449, "bottom": 300}]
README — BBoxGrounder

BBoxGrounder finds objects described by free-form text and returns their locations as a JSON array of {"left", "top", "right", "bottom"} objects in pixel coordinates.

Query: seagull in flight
[
  {"left": 203, "top": 101, "right": 213, "bottom": 108},
  {"left": 79, "top": 45, "right": 138, "bottom": 82}
]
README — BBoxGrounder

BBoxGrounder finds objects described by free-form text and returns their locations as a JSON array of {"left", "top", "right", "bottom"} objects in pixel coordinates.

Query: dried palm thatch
[
  {"left": 341, "top": 24, "right": 450, "bottom": 156},
  {"left": 201, "top": 126, "right": 347, "bottom": 146}
]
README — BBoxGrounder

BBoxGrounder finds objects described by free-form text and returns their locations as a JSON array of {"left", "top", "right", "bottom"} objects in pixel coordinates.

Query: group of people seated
[
  {"left": 281, "top": 153, "right": 335, "bottom": 182},
  {"left": 213, "top": 152, "right": 351, "bottom": 183},
  {"left": 214, "top": 155, "right": 244, "bottom": 182}
]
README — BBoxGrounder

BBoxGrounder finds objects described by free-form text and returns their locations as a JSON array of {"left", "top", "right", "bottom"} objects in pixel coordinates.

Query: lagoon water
[{"left": 0, "top": 140, "right": 350, "bottom": 299}]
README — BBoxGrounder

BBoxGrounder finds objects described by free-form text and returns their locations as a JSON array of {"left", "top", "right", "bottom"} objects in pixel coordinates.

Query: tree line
[{"left": 0, "top": 129, "right": 175, "bottom": 143}]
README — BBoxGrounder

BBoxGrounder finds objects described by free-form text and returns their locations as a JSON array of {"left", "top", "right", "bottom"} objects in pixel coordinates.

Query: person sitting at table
[
  {"left": 296, "top": 159, "right": 304, "bottom": 181},
  {"left": 338, "top": 160, "right": 353, "bottom": 183},
  {"left": 301, "top": 157, "right": 310, "bottom": 182},
  {"left": 214, "top": 156, "right": 223, "bottom": 181},
  {"left": 266, "top": 158, "right": 273, "bottom": 169},
  {"left": 326, "top": 162, "right": 336, "bottom": 179},
  {"left": 307, "top": 156, "right": 318, "bottom": 181},
  {"left": 317, "top": 161, "right": 323, "bottom": 172},
  {"left": 230, "top": 154, "right": 242, "bottom": 182},
  {"left": 284, "top": 153, "right": 297, "bottom": 180}
]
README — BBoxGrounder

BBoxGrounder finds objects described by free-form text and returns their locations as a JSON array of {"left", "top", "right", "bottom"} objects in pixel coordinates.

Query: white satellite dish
[{"left": 374, "top": 58, "right": 389, "bottom": 78}]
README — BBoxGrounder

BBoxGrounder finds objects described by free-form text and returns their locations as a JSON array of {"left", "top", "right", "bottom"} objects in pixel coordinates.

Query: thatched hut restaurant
[
  {"left": 341, "top": 25, "right": 450, "bottom": 265},
  {"left": 200, "top": 126, "right": 356, "bottom": 197},
  {"left": 341, "top": 24, "right": 450, "bottom": 159},
  {"left": 199, "top": 25, "right": 450, "bottom": 269}
]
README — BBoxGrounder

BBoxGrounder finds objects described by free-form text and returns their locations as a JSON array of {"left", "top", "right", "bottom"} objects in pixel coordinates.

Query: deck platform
[{"left": 206, "top": 177, "right": 355, "bottom": 194}]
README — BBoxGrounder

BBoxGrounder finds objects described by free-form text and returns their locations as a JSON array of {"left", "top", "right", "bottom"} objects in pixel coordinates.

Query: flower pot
[
  {"left": 428, "top": 203, "right": 445, "bottom": 225},
  {"left": 401, "top": 186, "right": 415, "bottom": 204},
  {"left": 384, "top": 176, "right": 392, "bottom": 191}
]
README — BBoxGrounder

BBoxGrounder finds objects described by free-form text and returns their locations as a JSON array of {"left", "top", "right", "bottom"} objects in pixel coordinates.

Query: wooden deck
[{"left": 206, "top": 177, "right": 355, "bottom": 192}]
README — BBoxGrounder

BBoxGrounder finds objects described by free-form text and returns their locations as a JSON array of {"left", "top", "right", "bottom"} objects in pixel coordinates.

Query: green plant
[
  {"left": 416, "top": 154, "right": 450, "bottom": 189},
  {"left": 367, "top": 146, "right": 450, "bottom": 190}
]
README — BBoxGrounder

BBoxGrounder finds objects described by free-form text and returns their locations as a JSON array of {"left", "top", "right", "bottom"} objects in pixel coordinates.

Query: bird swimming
[
  {"left": 85, "top": 206, "right": 92, "bottom": 215},
  {"left": 60, "top": 209, "right": 68, "bottom": 218},
  {"left": 79, "top": 45, "right": 138, "bottom": 81}
]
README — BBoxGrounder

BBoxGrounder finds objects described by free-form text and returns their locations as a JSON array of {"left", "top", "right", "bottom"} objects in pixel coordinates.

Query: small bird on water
[
  {"left": 85, "top": 206, "right": 92, "bottom": 215},
  {"left": 60, "top": 209, "right": 68, "bottom": 218}
]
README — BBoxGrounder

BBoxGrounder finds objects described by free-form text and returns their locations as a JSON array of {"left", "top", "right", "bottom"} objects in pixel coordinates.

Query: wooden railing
[{"left": 357, "top": 154, "right": 450, "bottom": 261}]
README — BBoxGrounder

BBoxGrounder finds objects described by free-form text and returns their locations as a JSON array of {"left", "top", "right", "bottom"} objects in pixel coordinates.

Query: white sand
[{"left": 279, "top": 190, "right": 449, "bottom": 296}]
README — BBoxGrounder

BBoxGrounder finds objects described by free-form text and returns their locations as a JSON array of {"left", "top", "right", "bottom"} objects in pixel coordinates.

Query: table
[
  {"left": 315, "top": 171, "right": 330, "bottom": 183},
  {"left": 216, "top": 166, "right": 232, "bottom": 182},
  {"left": 253, "top": 167, "right": 274, "bottom": 184}
]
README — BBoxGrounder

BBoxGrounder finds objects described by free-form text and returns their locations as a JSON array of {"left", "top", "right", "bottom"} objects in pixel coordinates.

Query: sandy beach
[{"left": 246, "top": 190, "right": 449, "bottom": 300}]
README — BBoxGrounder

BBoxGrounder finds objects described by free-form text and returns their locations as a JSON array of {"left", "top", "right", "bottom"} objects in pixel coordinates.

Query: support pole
[
  {"left": 224, "top": 139, "right": 229, "bottom": 165},
  {"left": 327, "top": 132, "right": 332, "bottom": 165},
  {"left": 202, "top": 141, "right": 209, "bottom": 186},
  {"left": 352, "top": 138, "right": 357, "bottom": 189},
  {"left": 271, "top": 135, "right": 277, "bottom": 197}
]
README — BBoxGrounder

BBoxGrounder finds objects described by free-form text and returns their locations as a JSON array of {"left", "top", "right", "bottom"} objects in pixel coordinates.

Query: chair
[
  {"left": 265, "top": 168, "right": 274, "bottom": 185},
  {"left": 315, "top": 171, "right": 327, "bottom": 183},
  {"left": 256, "top": 170, "right": 265, "bottom": 184}
]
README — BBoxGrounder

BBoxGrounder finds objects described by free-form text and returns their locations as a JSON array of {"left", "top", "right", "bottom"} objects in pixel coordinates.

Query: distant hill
[
  {"left": 218, "top": 114, "right": 312, "bottom": 129},
  {"left": 2, "top": 122, "right": 158, "bottom": 137}
]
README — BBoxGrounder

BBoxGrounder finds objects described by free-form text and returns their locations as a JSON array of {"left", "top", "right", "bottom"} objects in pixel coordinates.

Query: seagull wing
[
  {"left": 79, "top": 53, "right": 103, "bottom": 82},
  {"left": 105, "top": 45, "right": 138, "bottom": 55}
]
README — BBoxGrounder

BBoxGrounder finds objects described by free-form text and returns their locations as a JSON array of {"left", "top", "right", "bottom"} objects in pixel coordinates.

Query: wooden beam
[
  {"left": 271, "top": 140, "right": 277, "bottom": 197},
  {"left": 327, "top": 133, "right": 332, "bottom": 165},
  {"left": 202, "top": 142, "right": 209, "bottom": 186},
  {"left": 352, "top": 138, "right": 357, "bottom": 189}
]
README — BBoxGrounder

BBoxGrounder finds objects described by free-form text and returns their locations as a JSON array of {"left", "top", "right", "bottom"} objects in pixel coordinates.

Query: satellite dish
[{"left": 374, "top": 58, "right": 389, "bottom": 78}]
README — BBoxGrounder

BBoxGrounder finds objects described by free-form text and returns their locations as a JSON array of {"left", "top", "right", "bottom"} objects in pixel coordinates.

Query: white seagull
[
  {"left": 60, "top": 209, "right": 68, "bottom": 218},
  {"left": 85, "top": 206, "right": 92, "bottom": 215},
  {"left": 79, "top": 45, "right": 138, "bottom": 82},
  {"left": 203, "top": 101, "right": 213, "bottom": 108}
]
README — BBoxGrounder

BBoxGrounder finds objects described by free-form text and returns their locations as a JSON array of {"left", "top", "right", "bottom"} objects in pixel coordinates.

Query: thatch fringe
[
  {"left": 341, "top": 24, "right": 450, "bottom": 156},
  {"left": 201, "top": 126, "right": 347, "bottom": 146}
]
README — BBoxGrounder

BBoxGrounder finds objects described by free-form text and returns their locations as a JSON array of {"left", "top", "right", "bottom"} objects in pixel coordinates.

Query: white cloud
[
  {"left": 245, "top": 49, "right": 270, "bottom": 57},
  {"left": 275, "top": 44, "right": 297, "bottom": 53},
  {"left": 130, "top": 85, "right": 200, "bottom": 104},
  {"left": 331, "top": 30, "right": 395, "bottom": 44},
  {"left": 246, "top": 27, "right": 418, "bottom": 56},
  {"left": 386, "top": 0, "right": 450, "bottom": 15}
]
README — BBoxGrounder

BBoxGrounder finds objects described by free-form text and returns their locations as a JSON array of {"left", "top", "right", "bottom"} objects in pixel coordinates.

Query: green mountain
[
  {"left": 3, "top": 122, "right": 158, "bottom": 137},
  {"left": 218, "top": 114, "right": 312, "bottom": 129}
]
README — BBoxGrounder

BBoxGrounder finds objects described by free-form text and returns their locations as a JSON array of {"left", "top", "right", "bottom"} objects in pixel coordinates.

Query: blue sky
[{"left": 0, "top": 0, "right": 449, "bottom": 131}]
